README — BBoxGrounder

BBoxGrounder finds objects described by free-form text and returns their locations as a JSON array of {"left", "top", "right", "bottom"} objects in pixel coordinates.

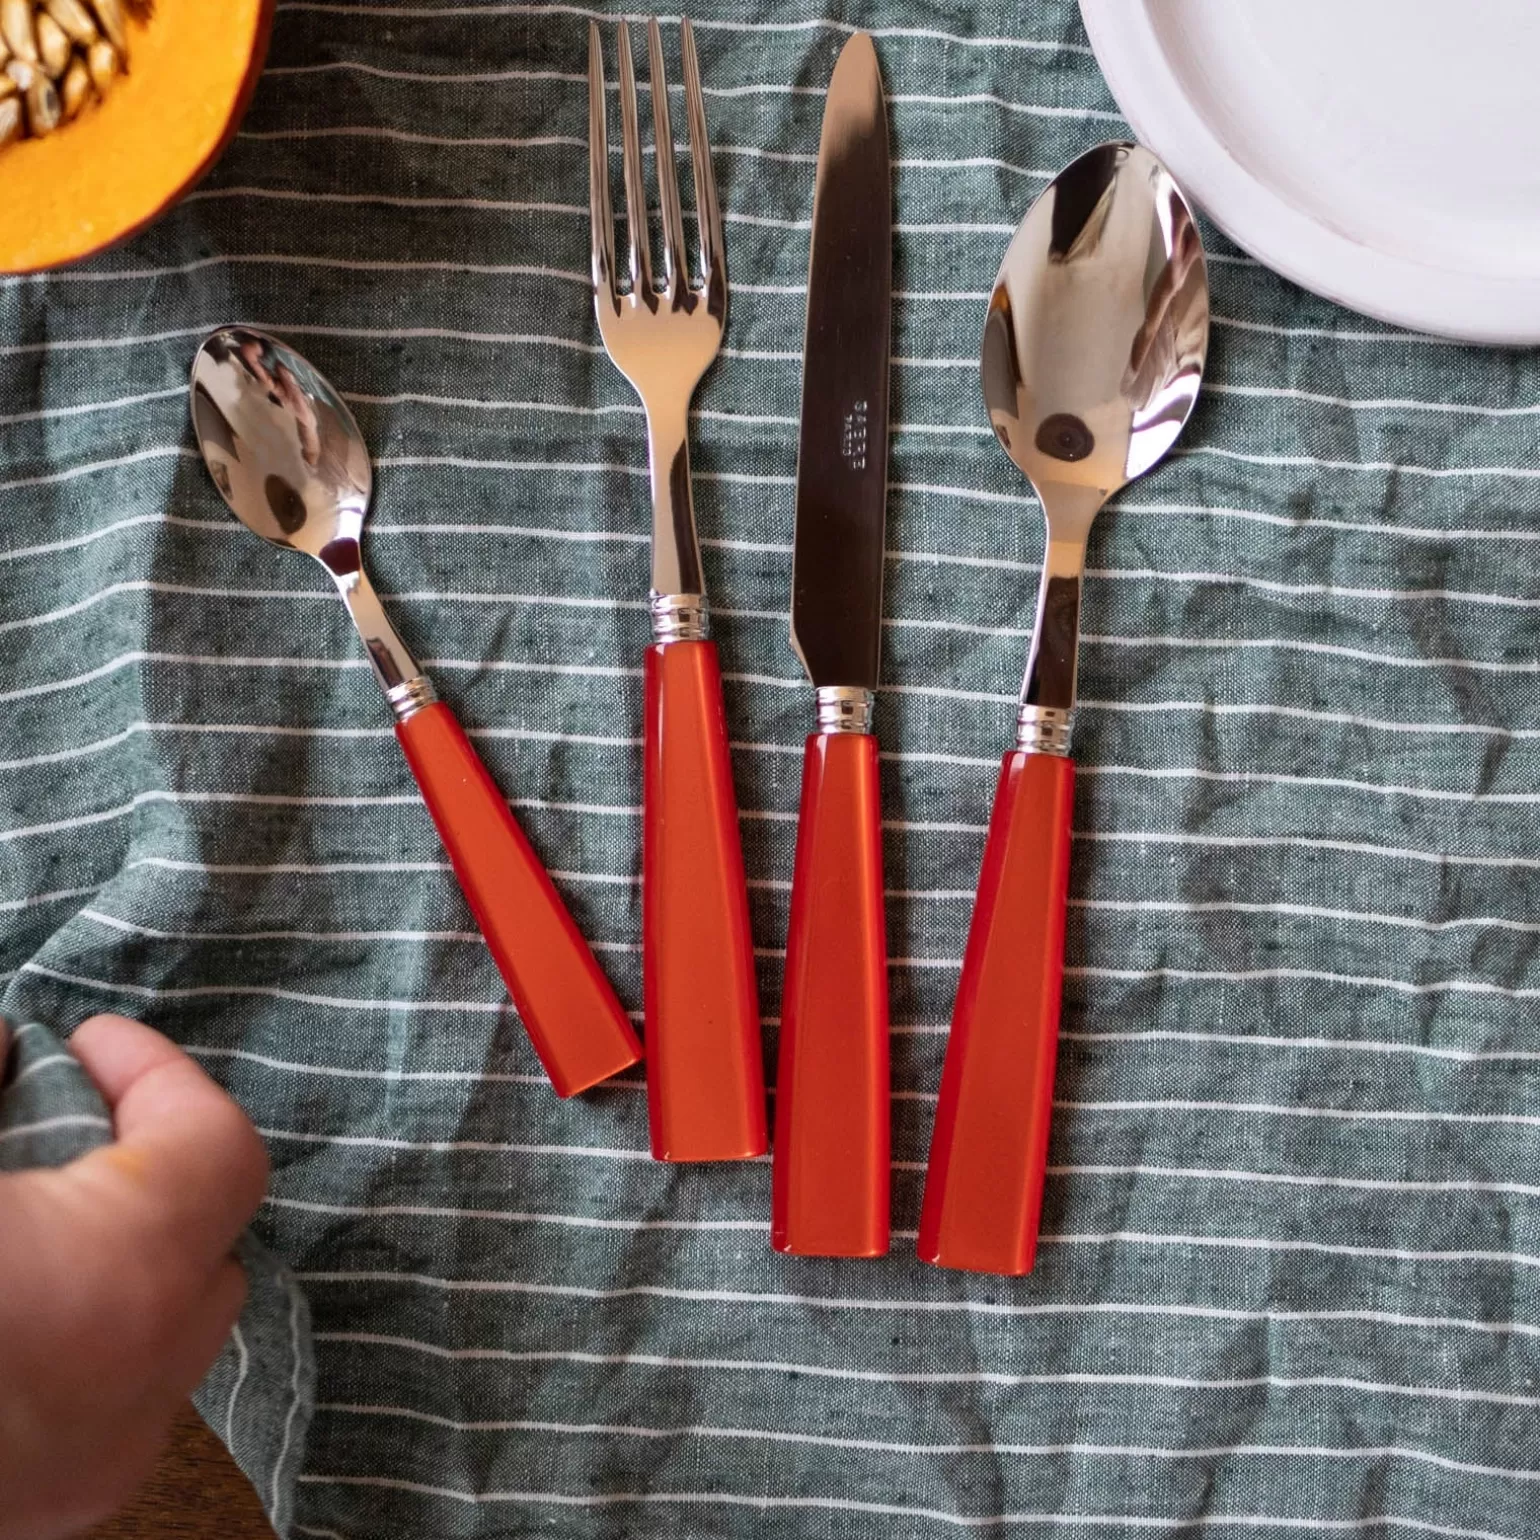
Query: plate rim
[{"left": 1076, "top": 0, "right": 1540, "bottom": 346}]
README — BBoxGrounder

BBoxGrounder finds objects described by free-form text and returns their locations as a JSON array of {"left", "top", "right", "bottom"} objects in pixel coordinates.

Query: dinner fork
[{"left": 589, "top": 17, "right": 765, "bottom": 1163}]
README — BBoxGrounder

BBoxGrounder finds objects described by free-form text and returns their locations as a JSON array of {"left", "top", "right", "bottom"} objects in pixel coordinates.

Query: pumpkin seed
[
  {"left": 1, "top": 0, "right": 37, "bottom": 63},
  {"left": 24, "top": 73, "right": 58, "bottom": 134},
  {"left": 83, "top": 32, "right": 112, "bottom": 93},
  {"left": 85, "top": 0, "right": 122, "bottom": 54},
  {"left": 0, "top": 0, "right": 151, "bottom": 150},
  {"left": 43, "top": 0, "right": 95, "bottom": 45},
  {"left": 35, "top": 10, "right": 67, "bottom": 75},
  {"left": 58, "top": 50, "right": 85, "bottom": 115}
]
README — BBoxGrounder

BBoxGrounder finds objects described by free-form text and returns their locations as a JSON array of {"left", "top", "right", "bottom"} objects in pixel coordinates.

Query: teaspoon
[
  {"left": 918, "top": 143, "right": 1210, "bottom": 1274},
  {"left": 189, "top": 326, "right": 643, "bottom": 1097}
]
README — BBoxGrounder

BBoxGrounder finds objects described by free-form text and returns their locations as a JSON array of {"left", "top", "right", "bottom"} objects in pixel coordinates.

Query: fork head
[{"left": 588, "top": 16, "right": 726, "bottom": 408}]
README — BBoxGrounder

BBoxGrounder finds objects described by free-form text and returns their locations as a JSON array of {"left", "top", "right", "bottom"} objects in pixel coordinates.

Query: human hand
[{"left": 0, "top": 1014, "right": 269, "bottom": 1539}]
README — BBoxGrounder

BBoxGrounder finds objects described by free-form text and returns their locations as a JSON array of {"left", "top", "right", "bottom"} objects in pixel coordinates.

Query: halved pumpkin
[{"left": 0, "top": 0, "right": 273, "bottom": 274}]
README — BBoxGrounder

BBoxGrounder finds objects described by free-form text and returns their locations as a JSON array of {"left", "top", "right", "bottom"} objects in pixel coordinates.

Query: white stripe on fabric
[
  {"left": 1061, "top": 1027, "right": 1540, "bottom": 1066},
  {"left": 1076, "top": 830, "right": 1540, "bottom": 873},
  {"left": 1044, "top": 1232, "right": 1540, "bottom": 1269},
  {"left": 270, "top": 1287, "right": 307, "bottom": 1534},
  {"left": 1082, "top": 633, "right": 1540, "bottom": 676},
  {"left": 269, "top": 1196, "right": 757, "bottom": 1229},
  {"left": 189, "top": 1045, "right": 579, "bottom": 1088},
  {"left": 0, "top": 386, "right": 185, "bottom": 427},
  {"left": 316, "top": 1295, "right": 1540, "bottom": 1353},
  {"left": 274, "top": 5, "right": 1097, "bottom": 55},
  {"left": 1052, "top": 1163, "right": 1540, "bottom": 1199},
  {"left": 308, "top": 1403, "right": 1540, "bottom": 1486},
  {"left": 8, "top": 1053, "right": 77, "bottom": 1085},
  {"left": 288, "top": 1476, "right": 1527, "bottom": 1537},
  {"left": 1078, "top": 700, "right": 1540, "bottom": 741},
  {"left": 1178, "top": 445, "right": 1540, "bottom": 480},
  {"left": 266, "top": 1130, "right": 653, "bottom": 1160},
  {"left": 298, "top": 1261, "right": 1540, "bottom": 1305},
  {"left": 1070, "top": 897, "right": 1540, "bottom": 938},
  {"left": 1118, "top": 499, "right": 1540, "bottom": 544},
  {"left": 20, "top": 961, "right": 512, "bottom": 1013},
  {"left": 226, "top": 1322, "right": 251, "bottom": 1460},
  {"left": 1067, "top": 966, "right": 1540, "bottom": 1002},
  {"left": 0, "top": 1114, "right": 111, "bottom": 1143},
  {"left": 1204, "top": 382, "right": 1540, "bottom": 418},
  {"left": 1080, "top": 763, "right": 1540, "bottom": 806}
]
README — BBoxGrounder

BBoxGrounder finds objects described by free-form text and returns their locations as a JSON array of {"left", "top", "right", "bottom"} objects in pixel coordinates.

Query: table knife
[{"left": 771, "top": 30, "right": 892, "bottom": 1258}]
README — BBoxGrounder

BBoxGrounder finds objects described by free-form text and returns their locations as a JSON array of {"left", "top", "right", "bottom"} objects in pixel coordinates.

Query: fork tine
[
  {"left": 615, "top": 20, "right": 653, "bottom": 298},
  {"left": 647, "top": 18, "right": 688, "bottom": 297},
  {"left": 587, "top": 21, "right": 617, "bottom": 302},
  {"left": 680, "top": 18, "right": 723, "bottom": 294}
]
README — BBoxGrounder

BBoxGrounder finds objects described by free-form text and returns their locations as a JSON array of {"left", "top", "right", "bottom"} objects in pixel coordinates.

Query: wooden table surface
[{"left": 87, "top": 1404, "right": 276, "bottom": 1540}]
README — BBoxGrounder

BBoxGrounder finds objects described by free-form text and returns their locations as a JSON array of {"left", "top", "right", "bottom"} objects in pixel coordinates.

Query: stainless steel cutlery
[
  {"left": 771, "top": 30, "right": 893, "bottom": 1258},
  {"left": 185, "top": 25, "right": 1214, "bottom": 1276},
  {"left": 189, "top": 327, "right": 643, "bottom": 1098},
  {"left": 918, "top": 142, "right": 1210, "bottom": 1274},
  {"left": 588, "top": 18, "right": 765, "bottom": 1163}
]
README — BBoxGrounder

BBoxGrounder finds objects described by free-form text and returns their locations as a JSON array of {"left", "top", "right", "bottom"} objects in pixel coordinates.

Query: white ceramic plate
[{"left": 1077, "top": 0, "right": 1540, "bottom": 344}]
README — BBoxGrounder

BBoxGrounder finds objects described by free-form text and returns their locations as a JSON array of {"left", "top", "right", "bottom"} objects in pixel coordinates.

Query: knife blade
[
  {"left": 772, "top": 31, "right": 893, "bottom": 1260},
  {"left": 790, "top": 29, "right": 892, "bottom": 697}
]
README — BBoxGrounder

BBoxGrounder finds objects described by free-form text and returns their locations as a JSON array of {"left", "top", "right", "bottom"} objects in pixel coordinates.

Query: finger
[{"left": 67, "top": 1015, "right": 269, "bottom": 1267}]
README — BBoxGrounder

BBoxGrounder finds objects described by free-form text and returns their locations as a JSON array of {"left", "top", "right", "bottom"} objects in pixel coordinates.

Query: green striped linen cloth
[{"left": 3, "top": 2, "right": 1540, "bottom": 1536}]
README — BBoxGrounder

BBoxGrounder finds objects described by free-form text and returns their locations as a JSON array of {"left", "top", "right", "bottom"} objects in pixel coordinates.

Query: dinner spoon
[
  {"left": 918, "top": 143, "right": 1210, "bottom": 1274},
  {"left": 189, "top": 326, "right": 643, "bottom": 1097}
]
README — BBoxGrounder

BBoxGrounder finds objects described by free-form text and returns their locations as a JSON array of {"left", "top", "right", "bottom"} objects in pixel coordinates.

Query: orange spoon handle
[
  {"left": 772, "top": 732, "right": 890, "bottom": 1257},
  {"left": 642, "top": 641, "right": 766, "bottom": 1161},
  {"left": 396, "top": 701, "right": 642, "bottom": 1097},
  {"left": 919, "top": 750, "right": 1075, "bottom": 1275}
]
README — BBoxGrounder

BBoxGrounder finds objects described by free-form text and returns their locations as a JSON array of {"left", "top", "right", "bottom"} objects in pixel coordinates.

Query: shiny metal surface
[
  {"left": 983, "top": 141, "right": 1208, "bottom": 752},
  {"left": 814, "top": 685, "right": 875, "bottom": 736},
  {"left": 648, "top": 591, "right": 709, "bottom": 643},
  {"left": 1015, "top": 703, "right": 1074, "bottom": 756},
  {"left": 589, "top": 17, "right": 726, "bottom": 633},
  {"left": 189, "top": 326, "right": 436, "bottom": 718},
  {"left": 790, "top": 32, "right": 891, "bottom": 699}
]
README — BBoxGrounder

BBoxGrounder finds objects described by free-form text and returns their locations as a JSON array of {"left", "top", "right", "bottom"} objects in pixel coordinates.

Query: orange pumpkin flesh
[{"left": 0, "top": 0, "right": 273, "bottom": 274}]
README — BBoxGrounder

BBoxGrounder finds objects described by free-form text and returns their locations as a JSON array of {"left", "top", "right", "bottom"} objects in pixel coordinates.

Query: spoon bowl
[
  {"left": 983, "top": 140, "right": 1209, "bottom": 528},
  {"left": 191, "top": 327, "right": 373, "bottom": 565}
]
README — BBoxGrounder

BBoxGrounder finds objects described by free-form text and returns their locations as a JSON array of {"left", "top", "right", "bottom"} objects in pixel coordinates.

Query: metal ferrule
[
  {"left": 1016, "top": 703, "right": 1072, "bottom": 757},
  {"left": 385, "top": 674, "right": 439, "bottom": 724},
  {"left": 650, "top": 591, "right": 709, "bottom": 644},
  {"left": 814, "top": 685, "right": 874, "bottom": 736}
]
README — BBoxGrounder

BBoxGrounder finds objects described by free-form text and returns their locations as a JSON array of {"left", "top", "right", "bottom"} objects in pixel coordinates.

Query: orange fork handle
[
  {"left": 918, "top": 750, "right": 1075, "bottom": 1275},
  {"left": 642, "top": 641, "right": 767, "bottom": 1161},
  {"left": 396, "top": 702, "right": 643, "bottom": 1097},
  {"left": 772, "top": 732, "right": 890, "bottom": 1257}
]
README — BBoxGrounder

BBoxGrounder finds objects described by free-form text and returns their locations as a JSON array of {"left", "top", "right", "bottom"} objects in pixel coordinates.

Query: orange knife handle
[
  {"left": 642, "top": 641, "right": 767, "bottom": 1161},
  {"left": 396, "top": 701, "right": 643, "bottom": 1097},
  {"left": 772, "top": 732, "right": 890, "bottom": 1256},
  {"left": 918, "top": 750, "right": 1075, "bottom": 1275}
]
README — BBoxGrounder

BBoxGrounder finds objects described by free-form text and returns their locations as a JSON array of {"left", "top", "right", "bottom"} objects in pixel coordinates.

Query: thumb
[{"left": 62, "top": 1014, "right": 269, "bottom": 1269}]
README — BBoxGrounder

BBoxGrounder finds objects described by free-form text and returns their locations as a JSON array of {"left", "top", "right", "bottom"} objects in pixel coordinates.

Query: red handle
[
  {"left": 642, "top": 642, "right": 766, "bottom": 1161},
  {"left": 918, "top": 750, "right": 1075, "bottom": 1275},
  {"left": 772, "top": 732, "right": 889, "bottom": 1257},
  {"left": 396, "top": 701, "right": 643, "bottom": 1098}
]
